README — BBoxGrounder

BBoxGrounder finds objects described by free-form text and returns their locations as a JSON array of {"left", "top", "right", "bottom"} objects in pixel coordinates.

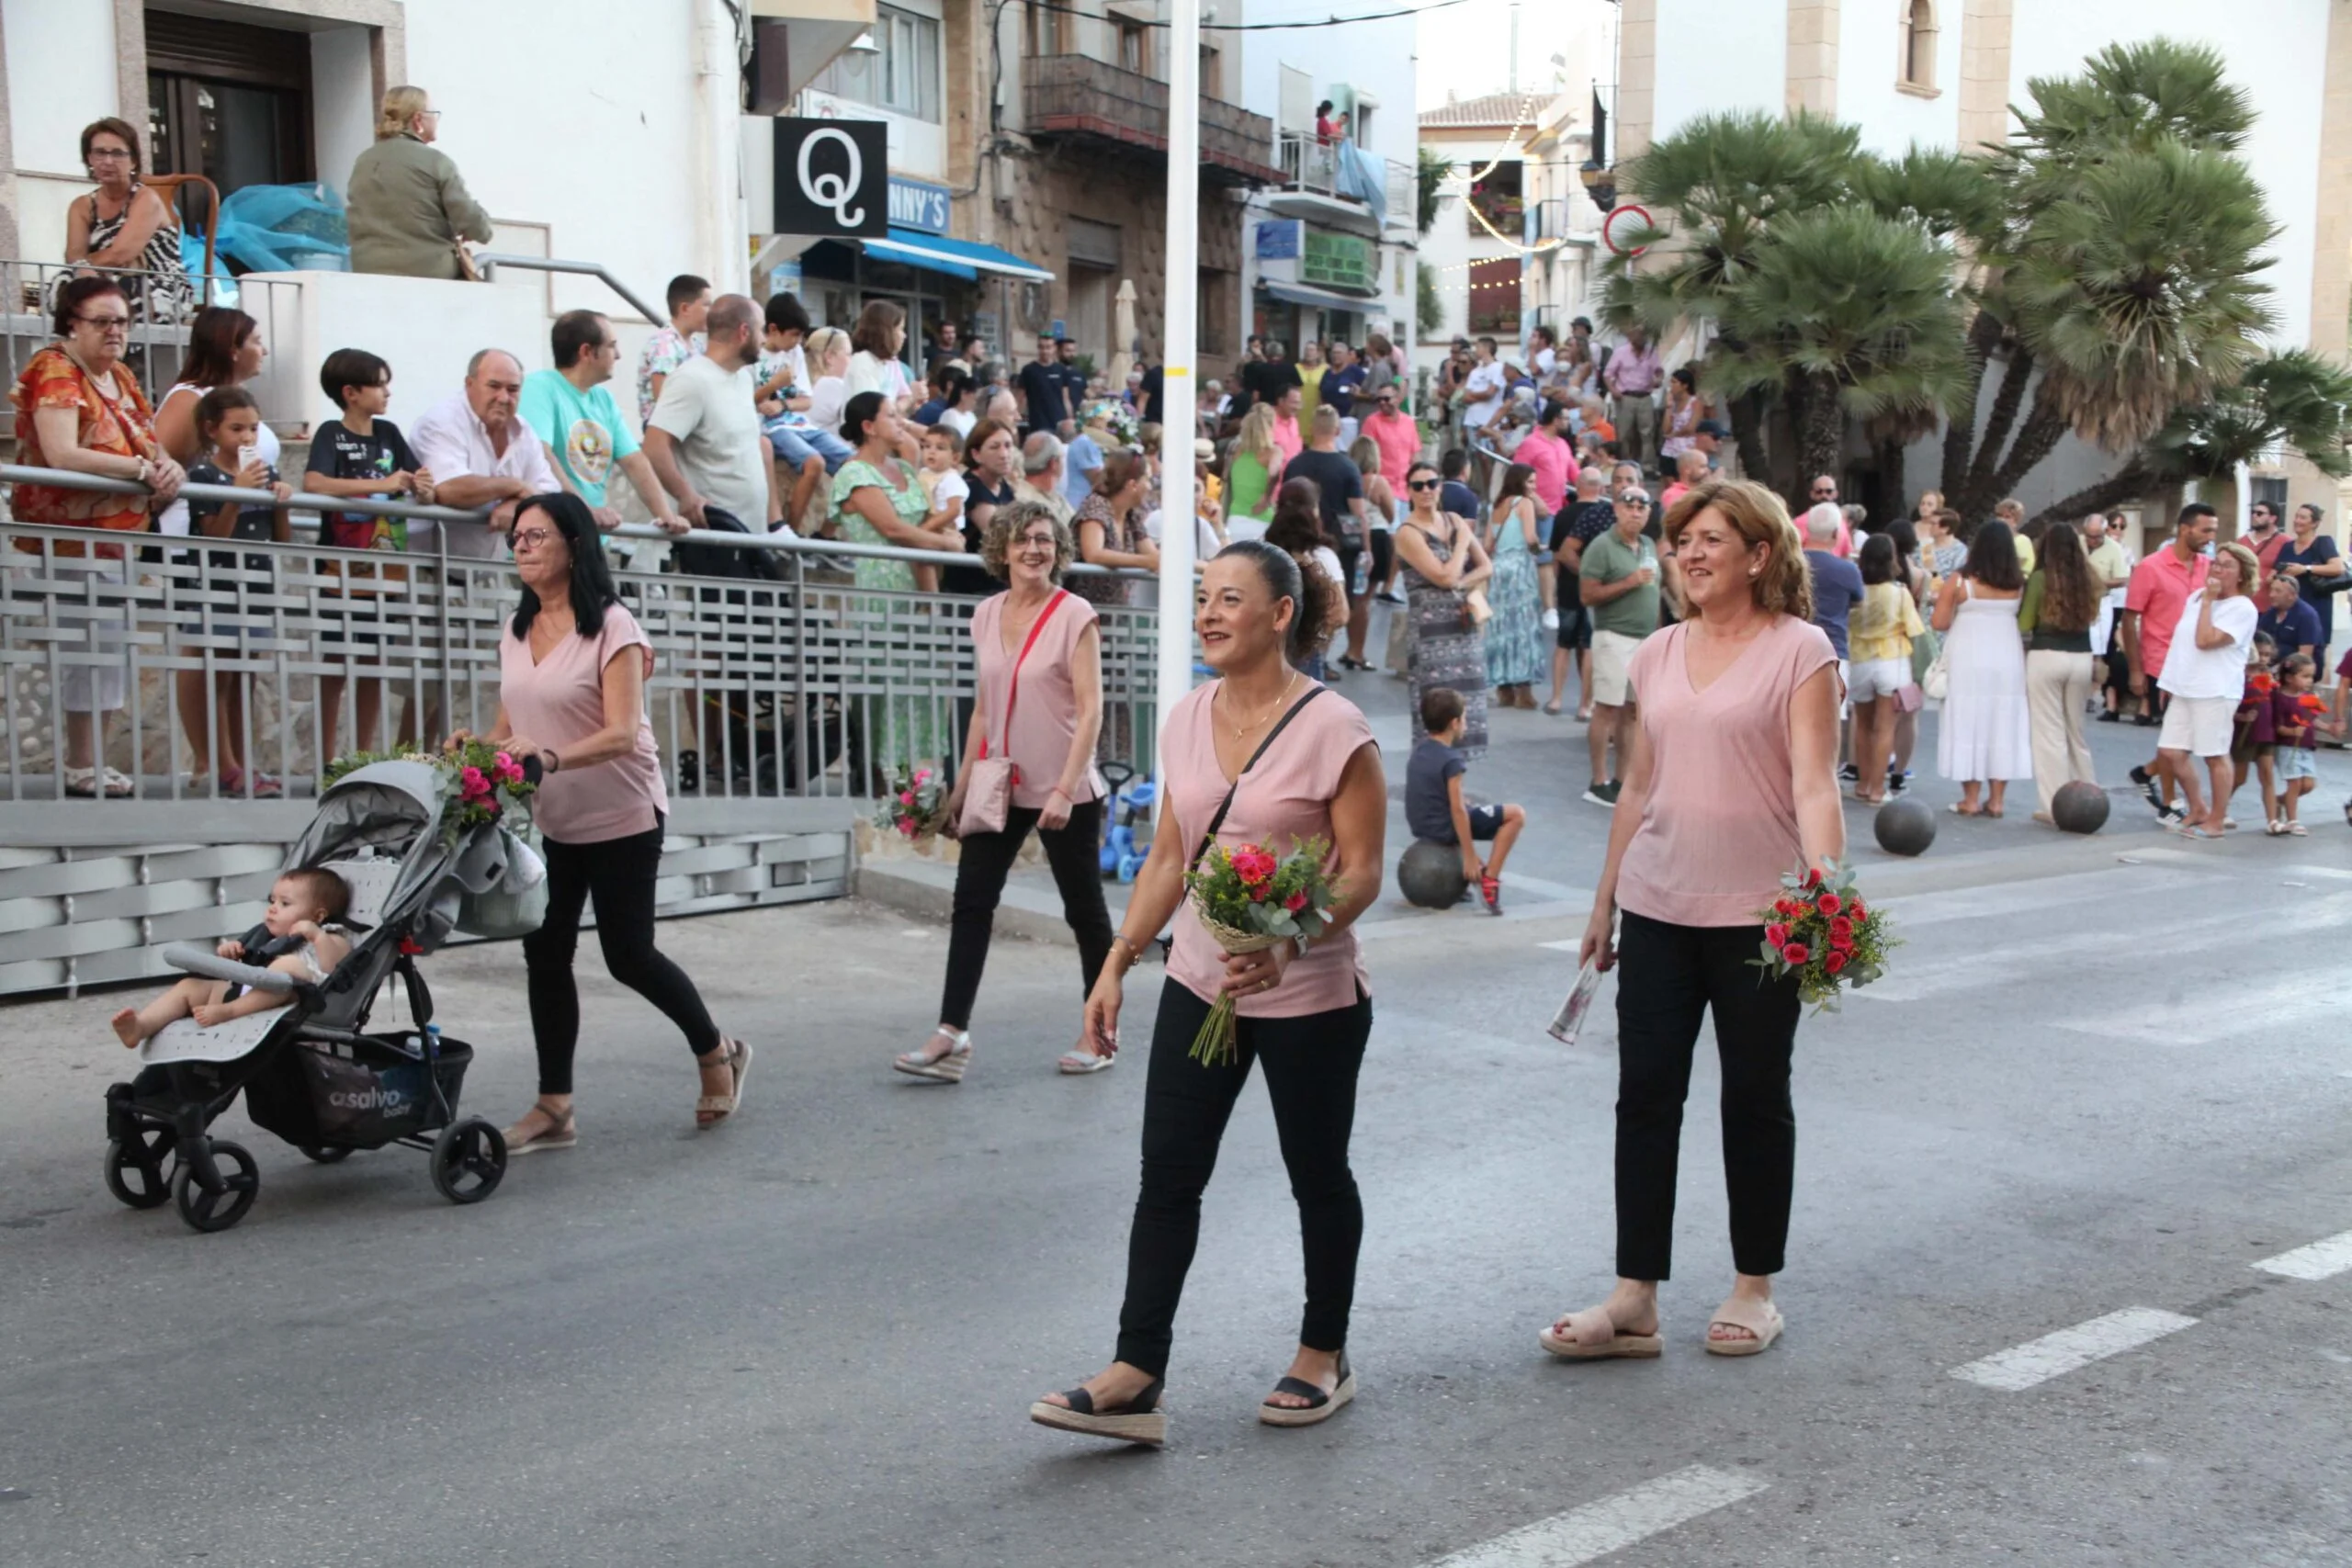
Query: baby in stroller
[{"left": 110, "top": 868, "right": 353, "bottom": 1047}]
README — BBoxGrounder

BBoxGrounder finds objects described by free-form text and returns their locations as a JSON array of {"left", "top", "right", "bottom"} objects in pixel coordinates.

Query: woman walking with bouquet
[
  {"left": 895, "top": 501, "right": 1119, "bottom": 1083},
  {"left": 460, "top": 492, "right": 752, "bottom": 1153},
  {"left": 1031, "top": 540, "right": 1385, "bottom": 1446},
  {"left": 1544, "top": 479, "right": 1844, "bottom": 1361}
]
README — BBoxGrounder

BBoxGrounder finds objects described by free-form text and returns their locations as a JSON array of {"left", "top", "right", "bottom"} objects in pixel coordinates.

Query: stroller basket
[{"left": 245, "top": 1033, "right": 472, "bottom": 1151}]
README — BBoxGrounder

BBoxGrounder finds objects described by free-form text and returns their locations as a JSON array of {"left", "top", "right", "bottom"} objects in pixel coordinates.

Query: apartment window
[
  {"left": 1023, "top": 1, "right": 1064, "bottom": 57},
  {"left": 1901, "top": 0, "right": 1939, "bottom": 93},
  {"left": 1118, "top": 22, "right": 1150, "bottom": 76},
  {"left": 1466, "top": 160, "right": 1523, "bottom": 239},
  {"left": 143, "top": 9, "right": 314, "bottom": 202},
  {"left": 811, "top": 5, "right": 943, "bottom": 121},
  {"left": 1466, "top": 257, "right": 1521, "bottom": 336}
]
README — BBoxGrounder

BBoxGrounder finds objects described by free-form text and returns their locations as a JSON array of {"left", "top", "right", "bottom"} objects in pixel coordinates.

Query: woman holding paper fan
[
  {"left": 1545, "top": 478, "right": 1843, "bottom": 1362},
  {"left": 1029, "top": 539, "right": 1385, "bottom": 1448},
  {"left": 899, "top": 501, "right": 1117, "bottom": 1084}
]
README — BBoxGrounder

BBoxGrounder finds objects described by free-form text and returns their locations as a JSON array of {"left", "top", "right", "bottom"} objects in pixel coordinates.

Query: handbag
[
  {"left": 1921, "top": 650, "right": 1951, "bottom": 703},
  {"left": 1893, "top": 682, "right": 1925, "bottom": 714},
  {"left": 452, "top": 241, "right": 482, "bottom": 282},
  {"left": 956, "top": 590, "right": 1068, "bottom": 839},
  {"left": 1189, "top": 686, "right": 1327, "bottom": 872}
]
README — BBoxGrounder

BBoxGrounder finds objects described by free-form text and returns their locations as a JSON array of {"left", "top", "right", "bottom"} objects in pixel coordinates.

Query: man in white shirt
[
  {"left": 410, "top": 348, "right": 561, "bottom": 559},
  {"left": 1460, "top": 336, "right": 1508, "bottom": 440},
  {"left": 642, "top": 294, "right": 783, "bottom": 531}
]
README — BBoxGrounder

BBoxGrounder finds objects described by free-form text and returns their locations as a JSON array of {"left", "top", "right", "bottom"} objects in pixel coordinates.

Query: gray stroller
[{"left": 102, "top": 761, "right": 527, "bottom": 1234}]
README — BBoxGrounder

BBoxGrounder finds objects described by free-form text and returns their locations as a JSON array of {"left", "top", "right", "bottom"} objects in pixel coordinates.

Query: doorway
[{"left": 1067, "top": 265, "right": 1113, "bottom": 382}]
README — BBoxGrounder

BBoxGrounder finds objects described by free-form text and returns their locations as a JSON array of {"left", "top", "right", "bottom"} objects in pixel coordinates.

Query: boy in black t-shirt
[
  {"left": 302, "top": 347, "right": 436, "bottom": 759},
  {"left": 1404, "top": 687, "right": 1525, "bottom": 914}
]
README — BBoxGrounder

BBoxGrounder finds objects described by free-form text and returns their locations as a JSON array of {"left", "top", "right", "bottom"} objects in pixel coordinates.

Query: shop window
[
  {"left": 811, "top": 5, "right": 943, "bottom": 122},
  {"left": 1466, "top": 257, "right": 1521, "bottom": 337}
]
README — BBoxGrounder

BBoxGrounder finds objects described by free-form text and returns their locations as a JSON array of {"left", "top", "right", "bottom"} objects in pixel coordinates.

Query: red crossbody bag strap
[{"left": 986, "top": 590, "right": 1067, "bottom": 784}]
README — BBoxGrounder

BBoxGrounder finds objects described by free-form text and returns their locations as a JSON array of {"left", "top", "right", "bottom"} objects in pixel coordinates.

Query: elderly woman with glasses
[
  {"left": 897, "top": 501, "right": 1118, "bottom": 1084},
  {"left": 62, "top": 118, "right": 195, "bottom": 321},
  {"left": 458, "top": 491, "right": 752, "bottom": 1154},
  {"left": 347, "top": 85, "right": 492, "bottom": 279},
  {"left": 10, "top": 275, "right": 187, "bottom": 797}
]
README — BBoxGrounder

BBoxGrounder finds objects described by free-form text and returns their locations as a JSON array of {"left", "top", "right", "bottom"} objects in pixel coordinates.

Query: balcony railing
[
  {"left": 1273, "top": 134, "right": 1418, "bottom": 233},
  {"left": 1022, "top": 53, "right": 1281, "bottom": 185}
]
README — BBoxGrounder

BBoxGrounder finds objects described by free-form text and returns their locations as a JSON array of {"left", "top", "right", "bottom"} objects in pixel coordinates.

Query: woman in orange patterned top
[{"left": 10, "top": 276, "right": 187, "bottom": 796}]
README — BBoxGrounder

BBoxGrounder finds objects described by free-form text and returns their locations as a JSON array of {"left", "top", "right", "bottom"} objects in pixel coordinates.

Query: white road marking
[
  {"left": 1423, "top": 1465, "right": 1769, "bottom": 1567},
  {"left": 2253, "top": 1228, "right": 2352, "bottom": 1280},
  {"left": 1950, "top": 1307, "right": 2198, "bottom": 1392}
]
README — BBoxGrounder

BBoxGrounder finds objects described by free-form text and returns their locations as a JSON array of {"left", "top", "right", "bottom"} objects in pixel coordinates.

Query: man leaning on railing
[{"left": 412, "top": 348, "right": 560, "bottom": 557}]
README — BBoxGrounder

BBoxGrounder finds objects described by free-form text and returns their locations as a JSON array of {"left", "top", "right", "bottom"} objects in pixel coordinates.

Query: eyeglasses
[
  {"left": 74, "top": 313, "right": 130, "bottom": 331},
  {"left": 1014, "top": 534, "right": 1057, "bottom": 552},
  {"left": 510, "top": 527, "right": 559, "bottom": 552},
  {"left": 86, "top": 148, "right": 134, "bottom": 162},
  {"left": 1408, "top": 478, "right": 1441, "bottom": 491}
]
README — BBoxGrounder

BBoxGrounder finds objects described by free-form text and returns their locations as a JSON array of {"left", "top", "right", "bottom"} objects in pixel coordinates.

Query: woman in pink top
[
  {"left": 463, "top": 493, "right": 750, "bottom": 1155},
  {"left": 1031, "top": 540, "right": 1385, "bottom": 1448},
  {"left": 896, "top": 501, "right": 1116, "bottom": 1083},
  {"left": 1543, "top": 479, "right": 1842, "bottom": 1365}
]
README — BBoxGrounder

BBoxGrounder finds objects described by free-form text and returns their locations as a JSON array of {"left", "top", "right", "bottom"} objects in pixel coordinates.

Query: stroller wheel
[
  {"left": 298, "top": 1144, "right": 353, "bottom": 1165},
  {"left": 431, "top": 1117, "right": 507, "bottom": 1206},
  {"left": 172, "top": 1140, "right": 259, "bottom": 1234},
  {"left": 104, "top": 1128, "right": 177, "bottom": 1210}
]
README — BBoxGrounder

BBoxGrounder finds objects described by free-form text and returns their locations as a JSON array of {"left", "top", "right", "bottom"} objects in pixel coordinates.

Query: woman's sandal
[
  {"left": 1260, "top": 1352, "right": 1355, "bottom": 1427},
  {"left": 695, "top": 1037, "right": 753, "bottom": 1129},
  {"left": 894, "top": 1027, "right": 971, "bottom": 1083},
  {"left": 1029, "top": 1377, "right": 1168, "bottom": 1447},
  {"left": 1057, "top": 1043, "right": 1116, "bottom": 1075},
  {"left": 1704, "top": 1295, "right": 1784, "bottom": 1357},
  {"left": 504, "top": 1100, "right": 578, "bottom": 1156},
  {"left": 1539, "top": 1306, "right": 1663, "bottom": 1360}
]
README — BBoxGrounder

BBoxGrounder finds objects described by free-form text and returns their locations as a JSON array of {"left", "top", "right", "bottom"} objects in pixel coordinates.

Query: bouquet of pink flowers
[
  {"left": 1750, "top": 859, "right": 1894, "bottom": 1010},
  {"left": 324, "top": 743, "right": 537, "bottom": 834},
  {"left": 871, "top": 763, "right": 947, "bottom": 840},
  {"left": 1182, "top": 837, "right": 1342, "bottom": 1066}
]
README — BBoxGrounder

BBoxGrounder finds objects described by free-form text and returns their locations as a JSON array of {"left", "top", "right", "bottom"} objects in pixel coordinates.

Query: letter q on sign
[{"left": 773, "top": 118, "right": 888, "bottom": 239}]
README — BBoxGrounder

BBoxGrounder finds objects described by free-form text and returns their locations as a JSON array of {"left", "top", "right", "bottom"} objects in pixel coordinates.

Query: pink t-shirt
[
  {"left": 1615, "top": 615, "right": 1839, "bottom": 928},
  {"left": 1271, "top": 412, "right": 1304, "bottom": 468},
  {"left": 2123, "top": 546, "right": 2210, "bottom": 679},
  {"left": 1162, "top": 682, "right": 1377, "bottom": 1017},
  {"left": 1517, "top": 428, "right": 1578, "bottom": 514},
  {"left": 971, "top": 589, "right": 1107, "bottom": 809},
  {"left": 497, "top": 603, "right": 668, "bottom": 844}
]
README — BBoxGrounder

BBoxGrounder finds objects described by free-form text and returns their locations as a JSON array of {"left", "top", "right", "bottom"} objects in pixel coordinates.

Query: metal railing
[
  {"left": 3, "top": 261, "right": 308, "bottom": 423},
  {"left": 475, "top": 254, "right": 663, "bottom": 327},
  {"left": 0, "top": 467, "right": 1162, "bottom": 812},
  {"left": 1022, "top": 53, "right": 1280, "bottom": 182},
  {"left": 1274, "top": 135, "right": 1417, "bottom": 231}
]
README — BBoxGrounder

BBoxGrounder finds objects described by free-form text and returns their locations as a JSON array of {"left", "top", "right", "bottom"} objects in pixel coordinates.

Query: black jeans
[
  {"left": 1114, "top": 978, "right": 1374, "bottom": 1378},
  {"left": 937, "top": 799, "right": 1114, "bottom": 1030},
  {"left": 525, "top": 824, "right": 722, "bottom": 1096},
  {"left": 1613, "top": 909, "right": 1801, "bottom": 1281}
]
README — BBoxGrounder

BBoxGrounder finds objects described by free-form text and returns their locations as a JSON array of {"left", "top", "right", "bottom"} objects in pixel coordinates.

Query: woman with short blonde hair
[
  {"left": 347, "top": 85, "right": 492, "bottom": 278},
  {"left": 1545, "top": 476, "right": 1840, "bottom": 1365}
]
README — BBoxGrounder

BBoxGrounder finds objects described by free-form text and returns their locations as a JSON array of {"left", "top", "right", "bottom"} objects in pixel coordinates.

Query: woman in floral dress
[
  {"left": 1483, "top": 460, "right": 1546, "bottom": 707},
  {"left": 1393, "top": 459, "right": 1494, "bottom": 756}
]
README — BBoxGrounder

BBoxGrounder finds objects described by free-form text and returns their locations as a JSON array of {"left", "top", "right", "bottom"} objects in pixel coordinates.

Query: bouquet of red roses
[
  {"left": 1183, "top": 837, "right": 1342, "bottom": 1066},
  {"left": 1751, "top": 859, "right": 1894, "bottom": 1010}
]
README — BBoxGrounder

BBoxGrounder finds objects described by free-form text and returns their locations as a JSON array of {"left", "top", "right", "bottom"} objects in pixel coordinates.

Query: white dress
[{"left": 1938, "top": 589, "right": 2034, "bottom": 782}]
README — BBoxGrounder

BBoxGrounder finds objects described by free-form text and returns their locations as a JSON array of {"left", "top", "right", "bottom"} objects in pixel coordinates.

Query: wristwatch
[{"left": 1292, "top": 933, "right": 1314, "bottom": 961}]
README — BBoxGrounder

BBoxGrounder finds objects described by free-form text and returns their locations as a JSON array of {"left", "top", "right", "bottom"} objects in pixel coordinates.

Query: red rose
[
  {"left": 1829, "top": 916, "right": 1854, "bottom": 942},
  {"left": 1817, "top": 893, "right": 1843, "bottom": 916},
  {"left": 1831, "top": 933, "right": 1854, "bottom": 953},
  {"left": 1774, "top": 898, "right": 1799, "bottom": 917},
  {"left": 1250, "top": 881, "right": 1269, "bottom": 901},
  {"left": 1765, "top": 922, "right": 1790, "bottom": 946},
  {"left": 1231, "top": 848, "right": 1277, "bottom": 886},
  {"left": 1804, "top": 868, "right": 1825, "bottom": 888},
  {"left": 1781, "top": 942, "right": 1809, "bottom": 964},
  {"left": 1284, "top": 890, "right": 1308, "bottom": 913},
  {"left": 1826, "top": 951, "right": 1849, "bottom": 975},
  {"left": 1849, "top": 900, "right": 1866, "bottom": 923}
]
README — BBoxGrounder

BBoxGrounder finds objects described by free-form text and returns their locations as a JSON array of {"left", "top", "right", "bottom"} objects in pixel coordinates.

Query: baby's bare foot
[{"left": 110, "top": 1009, "right": 143, "bottom": 1048}]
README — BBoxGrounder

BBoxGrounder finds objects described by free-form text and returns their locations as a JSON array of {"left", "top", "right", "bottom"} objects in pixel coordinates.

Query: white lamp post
[{"left": 1156, "top": 0, "right": 1202, "bottom": 770}]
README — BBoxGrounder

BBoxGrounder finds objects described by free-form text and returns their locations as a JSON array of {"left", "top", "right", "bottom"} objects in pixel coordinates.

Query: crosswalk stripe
[
  {"left": 1422, "top": 1465, "right": 1769, "bottom": 1567},
  {"left": 1949, "top": 1307, "right": 2198, "bottom": 1391},
  {"left": 2252, "top": 1228, "right": 2352, "bottom": 1280}
]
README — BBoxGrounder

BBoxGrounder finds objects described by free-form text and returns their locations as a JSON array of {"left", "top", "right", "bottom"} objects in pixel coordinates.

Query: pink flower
[
  {"left": 1230, "top": 847, "right": 1277, "bottom": 887},
  {"left": 1284, "top": 890, "right": 1308, "bottom": 912},
  {"left": 460, "top": 765, "right": 487, "bottom": 794},
  {"left": 899, "top": 790, "right": 916, "bottom": 807},
  {"left": 897, "top": 815, "right": 918, "bottom": 835},
  {"left": 913, "top": 768, "right": 933, "bottom": 785},
  {"left": 1781, "top": 942, "right": 1810, "bottom": 965}
]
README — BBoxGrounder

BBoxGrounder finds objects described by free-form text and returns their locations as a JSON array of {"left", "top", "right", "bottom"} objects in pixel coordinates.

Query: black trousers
[
  {"left": 1613, "top": 909, "right": 1801, "bottom": 1281},
  {"left": 525, "top": 824, "right": 721, "bottom": 1096},
  {"left": 936, "top": 799, "right": 1114, "bottom": 1030},
  {"left": 1114, "top": 978, "right": 1374, "bottom": 1378}
]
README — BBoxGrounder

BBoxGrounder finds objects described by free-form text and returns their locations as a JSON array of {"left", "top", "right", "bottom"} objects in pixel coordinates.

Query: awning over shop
[
  {"left": 1257, "top": 278, "right": 1378, "bottom": 313},
  {"left": 860, "top": 229, "right": 1055, "bottom": 283}
]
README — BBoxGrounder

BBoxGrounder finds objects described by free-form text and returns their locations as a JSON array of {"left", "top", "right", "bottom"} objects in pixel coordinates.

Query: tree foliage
[
  {"left": 1600, "top": 37, "right": 2343, "bottom": 520},
  {"left": 1416, "top": 146, "right": 1450, "bottom": 237}
]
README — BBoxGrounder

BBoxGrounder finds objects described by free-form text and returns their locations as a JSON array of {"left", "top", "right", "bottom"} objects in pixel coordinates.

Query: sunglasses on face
[
  {"left": 1618, "top": 495, "right": 1652, "bottom": 508},
  {"left": 1408, "top": 478, "right": 1440, "bottom": 491}
]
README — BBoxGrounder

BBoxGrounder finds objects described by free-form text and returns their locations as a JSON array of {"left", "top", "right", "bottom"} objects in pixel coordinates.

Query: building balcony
[
  {"left": 1264, "top": 135, "right": 1419, "bottom": 241},
  {"left": 1021, "top": 54, "right": 1282, "bottom": 186}
]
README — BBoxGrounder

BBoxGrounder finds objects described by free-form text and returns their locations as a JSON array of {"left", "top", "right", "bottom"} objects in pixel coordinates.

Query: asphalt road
[{"left": 4, "top": 686, "right": 2351, "bottom": 1566}]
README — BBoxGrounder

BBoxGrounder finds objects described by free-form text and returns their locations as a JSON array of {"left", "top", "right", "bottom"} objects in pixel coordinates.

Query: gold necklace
[{"left": 1219, "top": 670, "right": 1299, "bottom": 744}]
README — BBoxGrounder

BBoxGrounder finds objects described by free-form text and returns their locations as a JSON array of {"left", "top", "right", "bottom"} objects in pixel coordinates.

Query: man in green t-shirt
[
  {"left": 1577, "top": 486, "right": 1662, "bottom": 806},
  {"left": 517, "top": 310, "right": 685, "bottom": 534}
]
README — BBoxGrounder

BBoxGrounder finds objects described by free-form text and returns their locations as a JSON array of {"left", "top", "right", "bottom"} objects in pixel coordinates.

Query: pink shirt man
[
  {"left": 1362, "top": 406, "right": 1422, "bottom": 493},
  {"left": 1162, "top": 682, "right": 1376, "bottom": 1017},
  {"left": 1515, "top": 426, "right": 1578, "bottom": 514},
  {"left": 2123, "top": 545, "right": 2211, "bottom": 680},
  {"left": 1271, "top": 411, "right": 1304, "bottom": 468},
  {"left": 969, "top": 589, "right": 1106, "bottom": 808}
]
